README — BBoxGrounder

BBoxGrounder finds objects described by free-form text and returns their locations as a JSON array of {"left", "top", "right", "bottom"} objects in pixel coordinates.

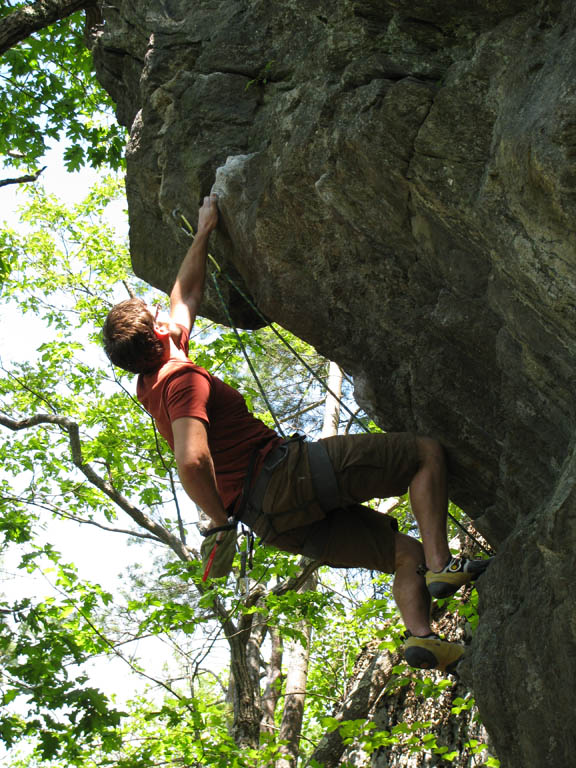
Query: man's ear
[{"left": 153, "top": 323, "right": 171, "bottom": 341}]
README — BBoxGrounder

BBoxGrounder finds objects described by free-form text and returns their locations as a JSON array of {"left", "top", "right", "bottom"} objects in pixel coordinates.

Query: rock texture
[{"left": 91, "top": 1, "right": 576, "bottom": 766}]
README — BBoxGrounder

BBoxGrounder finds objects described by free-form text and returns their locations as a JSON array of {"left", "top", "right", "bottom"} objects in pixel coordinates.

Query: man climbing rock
[{"left": 102, "top": 193, "right": 490, "bottom": 674}]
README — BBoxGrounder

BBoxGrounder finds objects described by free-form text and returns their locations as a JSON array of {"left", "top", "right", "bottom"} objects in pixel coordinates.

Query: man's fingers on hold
[{"left": 200, "top": 193, "right": 218, "bottom": 207}]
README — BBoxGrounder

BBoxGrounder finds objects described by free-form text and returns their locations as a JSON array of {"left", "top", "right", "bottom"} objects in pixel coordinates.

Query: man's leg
[
  {"left": 392, "top": 532, "right": 431, "bottom": 636},
  {"left": 408, "top": 437, "right": 451, "bottom": 573},
  {"left": 409, "top": 436, "right": 491, "bottom": 598},
  {"left": 258, "top": 433, "right": 482, "bottom": 672},
  {"left": 393, "top": 531, "right": 464, "bottom": 673}
]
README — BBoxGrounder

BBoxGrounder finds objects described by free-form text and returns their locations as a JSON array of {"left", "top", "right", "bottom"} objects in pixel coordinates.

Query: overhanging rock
[{"left": 91, "top": 2, "right": 576, "bottom": 765}]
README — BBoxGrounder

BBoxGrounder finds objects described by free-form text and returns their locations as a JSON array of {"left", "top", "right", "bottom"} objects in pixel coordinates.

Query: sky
[
  {"left": 1, "top": 144, "right": 125, "bottom": 362},
  {"left": 0, "top": 140, "right": 140, "bottom": 568}
]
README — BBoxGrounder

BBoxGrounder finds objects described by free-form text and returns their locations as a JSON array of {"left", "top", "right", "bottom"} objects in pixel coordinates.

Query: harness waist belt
[
  {"left": 307, "top": 440, "right": 341, "bottom": 512},
  {"left": 247, "top": 443, "right": 290, "bottom": 513},
  {"left": 238, "top": 440, "right": 293, "bottom": 530}
]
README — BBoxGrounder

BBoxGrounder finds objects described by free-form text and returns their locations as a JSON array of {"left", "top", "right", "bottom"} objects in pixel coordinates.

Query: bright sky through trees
[{"left": 0, "top": 148, "right": 192, "bottom": 734}]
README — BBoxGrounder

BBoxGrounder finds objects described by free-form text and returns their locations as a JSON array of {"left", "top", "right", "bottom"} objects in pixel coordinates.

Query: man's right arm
[
  {"left": 171, "top": 415, "right": 229, "bottom": 528},
  {"left": 169, "top": 194, "right": 219, "bottom": 334}
]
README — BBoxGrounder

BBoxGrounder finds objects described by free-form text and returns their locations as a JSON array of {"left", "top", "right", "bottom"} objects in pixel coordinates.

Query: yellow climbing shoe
[
  {"left": 426, "top": 556, "right": 492, "bottom": 599},
  {"left": 403, "top": 633, "right": 464, "bottom": 674}
]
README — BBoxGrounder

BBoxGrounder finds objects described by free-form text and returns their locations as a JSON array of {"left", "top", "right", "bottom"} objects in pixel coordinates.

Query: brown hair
[{"left": 102, "top": 298, "right": 165, "bottom": 374}]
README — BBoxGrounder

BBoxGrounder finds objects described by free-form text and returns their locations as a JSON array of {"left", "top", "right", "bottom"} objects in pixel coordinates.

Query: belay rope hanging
[{"left": 174, "top": 210, "right": 492, "bottom": 557}]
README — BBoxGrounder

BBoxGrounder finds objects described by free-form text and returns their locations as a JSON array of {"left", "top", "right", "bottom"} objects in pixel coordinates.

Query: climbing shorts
[{"left": 256, "top": 432, "right": 419, "bottom": 573}]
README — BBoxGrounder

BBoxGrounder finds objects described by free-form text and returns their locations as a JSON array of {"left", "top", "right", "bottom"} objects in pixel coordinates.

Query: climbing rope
[
  {"left": 209, "top": 267, "right": 287, "bottom": 438},
  {"left": 173, "top": 210, "right": 492, "bottom": 556},
  {"left": 175, "top": 208, "right": 368, "bottom": 432}
]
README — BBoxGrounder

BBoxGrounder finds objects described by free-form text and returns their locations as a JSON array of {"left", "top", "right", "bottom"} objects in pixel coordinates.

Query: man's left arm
[
  {"left": 172, "top": 415, "right": 229, "bottom": 529},
  {"left": 170, "top": 194, "right": 219, "bottom": 333}
]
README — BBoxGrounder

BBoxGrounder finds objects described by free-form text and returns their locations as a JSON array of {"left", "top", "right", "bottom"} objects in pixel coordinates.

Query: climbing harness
[
  {"left": 237, "top": 434, "right": 303, "bottom": 540},
  {"left": 173, "top": 209, "right": 492, "bottom": 558}
]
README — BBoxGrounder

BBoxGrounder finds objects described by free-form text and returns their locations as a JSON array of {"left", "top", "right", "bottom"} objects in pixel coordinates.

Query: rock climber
[{"left": 102, "top": 193, "right": 490, "bottom": 674}]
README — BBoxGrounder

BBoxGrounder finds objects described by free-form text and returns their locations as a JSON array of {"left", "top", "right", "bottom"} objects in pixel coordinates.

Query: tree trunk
[
  {"left": 227, "top": 626, "right": 262, "bottom": 749},
  {"left": 321, "top": 361, "right": 343, "bottom": 438},
  {"left": 309, "top": 643, "right": 396, "bottom": 768},
  {"left": 261, "top": 626, "right": 283, "bottom": 734},
  {"left": 275, "top": 575, "right": 316, "bottom": 768}
]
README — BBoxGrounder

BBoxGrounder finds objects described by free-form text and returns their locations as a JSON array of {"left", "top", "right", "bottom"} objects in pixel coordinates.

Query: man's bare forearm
[
  {"left": 170, "top": 194, "right": 218, "bottom": 329},
  {"left": 172, "top": 417, "right": 226, "bottom": 526},
  {"left": 176, "top": 454, "right": 229, "bottom": 528},
  {"left": 170, "top": 229, "right": 210, "bottom": 312}
]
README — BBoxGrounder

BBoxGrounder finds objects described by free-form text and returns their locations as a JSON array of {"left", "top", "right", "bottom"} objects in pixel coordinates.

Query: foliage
[
  {"left": 0, "top": 181, "right": 324, "bottom": 763},
  {"left": 0, "top": 1, "right": 126, "bottom": 173},
  {"left": 0, "top": 550, "right": 124, "bottom": 762}
]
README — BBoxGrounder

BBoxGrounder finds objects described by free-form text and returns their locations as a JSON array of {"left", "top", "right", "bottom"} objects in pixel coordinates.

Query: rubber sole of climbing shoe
[
  {"left": 426, "top": 558, "right": 491, "bottom": 599},
  {"left": 403, "top": 635, "right": 464, "bottom": 674}
]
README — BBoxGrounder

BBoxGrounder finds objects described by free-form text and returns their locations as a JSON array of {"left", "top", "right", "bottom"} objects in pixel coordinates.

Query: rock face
[{"left": 91, "top": 1, "right": 576, "bottom": 766}]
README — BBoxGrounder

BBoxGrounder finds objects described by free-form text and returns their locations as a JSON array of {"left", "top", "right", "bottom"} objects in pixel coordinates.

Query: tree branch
[
  {"left": 0, "top": 0, "right": 96, "bottom": 56},
  {"left": 0, "top": 410, "right": 191, "bottom": 561},
  {"left": 281, "top": 399, "right": 324, "bottom": 423},
  {"left": 245, "top": 556, "right": 321, "bottom": 610},
  {"left": 0, "top": 409, "right": 241, "bottom": 639},
  {"left": 46, "top": 572, "right": 197, "bottom": 713},
  {"left": 274, "top": 557, "right": 321, "bottom": 597},
  {"left": 0, "top": 493, "right": 165, "bottom": 543},
  {"left": 0, "top": 165, "right": 47, "bottom": 188}
]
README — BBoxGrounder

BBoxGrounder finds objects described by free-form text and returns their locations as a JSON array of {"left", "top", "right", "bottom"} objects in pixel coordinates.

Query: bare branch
[
  {"left": 0, "top": 0, "right": 96, "bottom": 56},
  {"left": 0, "top": 165, "right": 47, "bottom": 188},
  {"left": 344, "top": 406, "right": 363, "bottom": 435},
  {"left": 54, "top": 509, "right": 166, "bottom": 542},
  {"left": 0, "top": 408, "right": 240, "bottom": 638},
  {"left": 281, "top": 398, "right": 324, "bottom": 423},
  {"left": 0, "top": 493, "right": 165, "bottom": 543},
  {"left": 0, "top": 410, "right": 191, "bottom": 561}
]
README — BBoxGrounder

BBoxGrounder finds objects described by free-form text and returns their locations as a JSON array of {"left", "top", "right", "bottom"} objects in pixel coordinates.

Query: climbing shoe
[
  {"left": 425, "top": 556, "right": 492, "bottom": 599},
  {"left": 403, "top": 632, "right": 464, "bottom": 674}
]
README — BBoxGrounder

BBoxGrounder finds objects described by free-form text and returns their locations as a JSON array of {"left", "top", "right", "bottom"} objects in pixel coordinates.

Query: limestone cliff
[{"left": 91, "top": 1, "right": 576, "bottom": 766}]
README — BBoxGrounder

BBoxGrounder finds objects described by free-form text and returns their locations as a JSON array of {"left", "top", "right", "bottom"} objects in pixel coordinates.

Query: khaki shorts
[{"left": 258, "top": 432, "right": 419, "bottom": 573}]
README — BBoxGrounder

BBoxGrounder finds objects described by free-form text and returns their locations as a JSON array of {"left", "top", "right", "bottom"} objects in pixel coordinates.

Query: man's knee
[
  {"left": 394, "top": 531, "right": 425, "bottom": 570},
  {"left": 414, "top": 436, "right": 445, "bottom": 472}
]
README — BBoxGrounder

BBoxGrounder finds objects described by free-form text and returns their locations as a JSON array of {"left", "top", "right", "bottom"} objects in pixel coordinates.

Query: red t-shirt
[{"left": 136, "top": 326, "right": 282, "bottom": 510}]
